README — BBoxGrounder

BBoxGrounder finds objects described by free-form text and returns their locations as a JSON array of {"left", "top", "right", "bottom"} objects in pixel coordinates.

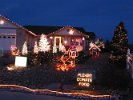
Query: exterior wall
[
  {"left": 16, "top": 29, "right": 37, "bottom": 52},
  {"left": 48, "top": 35, "right": 86, "bottom": 50}
]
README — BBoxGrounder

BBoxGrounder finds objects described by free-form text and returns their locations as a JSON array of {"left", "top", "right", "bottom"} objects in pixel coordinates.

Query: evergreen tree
[
  {"left": 22, "top": 41, "right": 28, "bottom": 55},
  {"left": 39, "top": 34, "right": 50, "bottom": 53},
  {"left": 110, "top": 22, "right": 128, "bottom": 65},
  {"left": 34, "top": 41, "right": 39, "bottom": 54}
]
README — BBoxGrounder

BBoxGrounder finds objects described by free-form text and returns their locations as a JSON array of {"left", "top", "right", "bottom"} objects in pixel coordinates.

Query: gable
[
  {"left": 0, "top": 17, "right": 18, "bottom": 34},
  {"left": 50, "top": 27, "right": 85, "bottom": 36},
  {"left": 0, "top": 18, "right": 17, "bottom": 28},
  {"left": 0, "top": 15, "right": 36, "bottom": 36}
]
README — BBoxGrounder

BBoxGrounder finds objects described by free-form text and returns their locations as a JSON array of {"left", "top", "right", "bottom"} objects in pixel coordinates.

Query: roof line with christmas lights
[
  {"left": 0, "top": 84, "right": 114, "bottom": 99},
  {"left": 0, "top": 15, "right": 37, "bottom": 36},
  {"left": 47, "top": 26, "right": 89, "bottom": 38}
]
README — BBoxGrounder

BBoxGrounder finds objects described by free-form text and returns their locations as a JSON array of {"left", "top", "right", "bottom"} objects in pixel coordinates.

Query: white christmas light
[
  {"left": 64, "top": 41, "right": 67, "bottom": 44},
  {"left": 39, "top": 34, "right": 50, "bottom": 52},
  {"left": 82, "top": 37, "right": 85, "bottom": 40},
  {"left": 0, "top": 20, "right": 4, "bottom": 25},
  {"left": 69, "top": 30, "right": 74, "bottom": 35},
  {"left": 22, "top": 41, "right": 28, "bottom": 55},
  {"left": 50, "top": 36, "right": 53, "bottom": 39},
  {"left": 33, "top": 41, "right": 39, "bottom": 54}
]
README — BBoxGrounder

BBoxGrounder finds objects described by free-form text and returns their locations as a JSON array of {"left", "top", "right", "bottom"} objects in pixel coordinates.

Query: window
[{"left": 3, "top": 36, "right": 6, "bottom": 38}]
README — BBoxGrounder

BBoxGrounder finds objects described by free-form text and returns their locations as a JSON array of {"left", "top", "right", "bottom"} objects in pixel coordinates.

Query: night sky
[{"left": 0, "top": 0, "right": 133, "bottom": 43}]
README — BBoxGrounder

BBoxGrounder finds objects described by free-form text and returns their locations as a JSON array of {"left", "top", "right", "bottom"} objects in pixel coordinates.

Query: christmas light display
[
  {"left": 56, "top": 46, "right": 78, "bottom": 71},
  {"left": 0, "top": 20, "right": 4, "bottom": 25},
  {"left": 0, "top": 84, "right": 113, "bottom": 99},
  {"left": 39, "top": 34, "right": 50, "bottom": 53},
  {"left": 33, "top": 41, "right": 39, "bottom": 54},
  {"left": 89, "top": 42, "right": 101, "bottom": 58},
  {"left": 11, "top": 45, "right": 19, "bottom": 56},
  {"left": 110, "top": 22, "right": 128, "bottom": 62},
  {"left": 53, "top": 41, "right": 57, "bottom": 53},
  {"left": 22, "top": 41, "right": 28, "bottom": 55}
]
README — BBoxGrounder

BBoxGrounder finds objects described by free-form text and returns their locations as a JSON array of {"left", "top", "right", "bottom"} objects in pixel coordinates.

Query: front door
[{"left": 54, "top": 36, "right": 62, "bottom": 48}]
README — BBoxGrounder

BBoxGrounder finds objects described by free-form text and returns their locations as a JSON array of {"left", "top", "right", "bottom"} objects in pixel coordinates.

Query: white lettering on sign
[{"left": 77, "top": 73, "right": 92, "bottom": 87}]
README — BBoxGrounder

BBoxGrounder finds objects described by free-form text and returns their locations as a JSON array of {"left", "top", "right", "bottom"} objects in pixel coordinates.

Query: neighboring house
[
  {"left": 0, "top": 15, "right": 37, "bottom": 54},
  {"left": 24, "top": 25, "right": 96, "bottom": 51}
]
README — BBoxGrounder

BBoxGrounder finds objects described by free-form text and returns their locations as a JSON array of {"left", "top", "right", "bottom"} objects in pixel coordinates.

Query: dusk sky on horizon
[{"left": 0, "top": 0, "right": 133, "bottom": 43}]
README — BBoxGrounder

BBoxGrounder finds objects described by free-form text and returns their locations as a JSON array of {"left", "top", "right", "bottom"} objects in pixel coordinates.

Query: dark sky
[{"left": 0, "top": 0, "right": 133, "bottom": 43}]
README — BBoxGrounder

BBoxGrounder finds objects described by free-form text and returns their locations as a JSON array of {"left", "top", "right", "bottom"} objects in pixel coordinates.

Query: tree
[
  {"left": 110, "top": 22, "right": 128, "bottom": 66},
  {"left": 39, "top": 34, "right": 50, "bottom": 53},
  {"left": 34, "top": 41, "right": 39, "bottom": 54},
  {"left": 22, "top": 41, "right": 28, "bottom": 55}
]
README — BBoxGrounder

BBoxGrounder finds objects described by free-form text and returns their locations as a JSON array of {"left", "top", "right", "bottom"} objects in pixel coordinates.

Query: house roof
[
  {"left": 24, "top": 25, "right": 85, "bottom": 35},
  {"left": 0, "top": 15, "right": 36, "bottom": 36},
  {"left": 24, "top": 25, "right": 96, "bottom": 39}
]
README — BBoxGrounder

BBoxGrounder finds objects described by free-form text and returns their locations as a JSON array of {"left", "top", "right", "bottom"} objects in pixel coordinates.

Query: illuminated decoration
[
  {"left": 0, "top": 84, "right": 113, "bottom": 99},
  {"left": 33, "top": 41, "right": 39, "bottom": 54},
  {"left": 0, "top": 20, "right": 4, "bottom": 25},
  {"left": 110, "top": 22, "right": 128, "bottom": 62},
  {"left": 127, "top": 49, "right": 133, "bottom": 79},
  {"left": 22, "top": 41, "right": 28, "bottom": 55},
  {"left": 15, "top": 56, "right": 27, "bottom": 67},
  {"left": 53, "top": 42, "right": 57, "bottom": 53},
  {"left": 76, "top": 43, "right": 83, "bottom": 52},
  {"left": 82, "top": 37, "right": 85, "bottom": 41},
  {"left": 59, "top": 41, "right": 62, "bottom": 52},
  {"left": 64, "top": 40, "right": 67, "bottom": 44},
  {"left": 69, "top": 29, "right": 74, "bottom": 35},
  {"left": 89, "top": 42, "right": 101, "bottom": 57},
  {"left": 39, "top": 34, "right": 50, "bottom": 52},
  {"left": 50, "top": 36, "right": 53, "bottom": 39},
  {"left": 11, "top": 45, "right": 19, "bottom": 56},
  {"left": 61, "top": 45, "right": 66, "bottom": 52},
  {"left": 95, "top": 38, "right": 105, "bottom": 49},
  {"left": 56, "top": 46, "right": 78, "bottom": 71},
  {"left": 77, "top": 73, "right": 92, "bottom": 87},
  {"left": 53, "top": 37, "right": 57, "bottom": 53}
]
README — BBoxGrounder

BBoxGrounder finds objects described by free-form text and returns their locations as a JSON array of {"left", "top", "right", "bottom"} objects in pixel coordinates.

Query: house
[
  {"left": 0, "top": 15, "right": 95, "bottom": 55},
  {"left": 24, "top": 25, "right": 96, "bottom": 51},
  {"left": 0, "top": 15, "right": 37, "bottom": 54}
]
